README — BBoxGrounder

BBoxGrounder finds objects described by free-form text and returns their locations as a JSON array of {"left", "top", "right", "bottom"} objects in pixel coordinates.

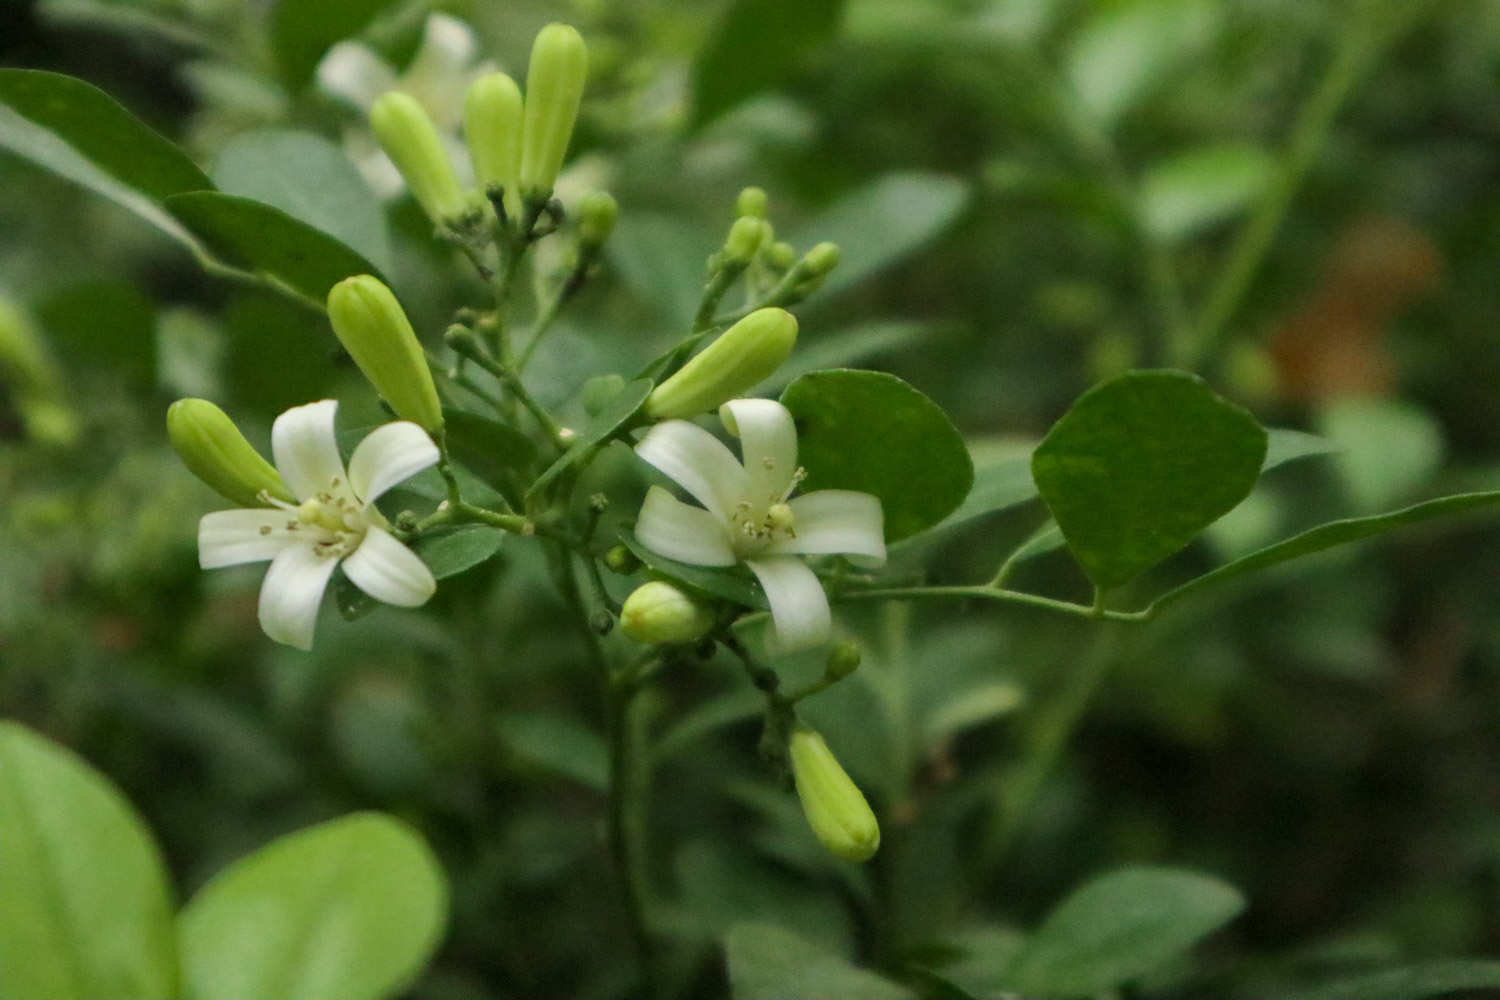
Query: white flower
[
  {"left": 197, "top": 400, "right": 440, "bottom": 650},
  {"left": 317, "top": 13, "right": 496, "bottom": 199},
  {"left": 634, "top": 398, "right": 886, "bottom": 654}
]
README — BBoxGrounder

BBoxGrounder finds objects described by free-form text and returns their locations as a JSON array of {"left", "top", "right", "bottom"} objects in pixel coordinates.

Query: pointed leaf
[
  {"left": 1140, "top": 144, "right": 1274, "bottom": 242},
  {"left": 725, "top": 922, "right": 916, "bottom": 1000},
  {"left": 1281, "top": 960, "right": 1500, "bottom": 1000}
]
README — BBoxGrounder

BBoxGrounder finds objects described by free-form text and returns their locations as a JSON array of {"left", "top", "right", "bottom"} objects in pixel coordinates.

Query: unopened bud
[
  {"left": 603, "top": 544, "right": 641, "bottom": 575},
  {"left": 789, "top": 727, "right": 880, "bottom": 862},
  {"left": 620, "top": 581, "right": 716, "bottom": 645},
  {"left": 802, "top": 241, "right": 841, "bottom": 278},
  {"left": 736, "top": 186, "right": 768, "bottom": 219},
  {"left": 825, "top": 640, "right": 861, "bottom": 681},
  {"left": 371, "top": 92, "right": 470, "bottom": 223},
  {"left": 724, "top": 216, "right": 769, "bottom": 262},
  {"left": 464, "top": 72, "right": 524, "bottom": 217},
  {"left": 519, "top": 23, "right": 588, "bottom": 199},
  {"left": 168, "top": 398, "right": 293, "bottom": 508},
  {"left": 327, "top": 276, "right": 444, "bottom": 434},
  {"left": 577, "top": 190, "right": 618, "bottom": 247},
  {"left": 645, "top": 307, "right": 797, "bottom": 420},
  {"left": 766, "top": 241, "right": 797, "bottom": 270}
]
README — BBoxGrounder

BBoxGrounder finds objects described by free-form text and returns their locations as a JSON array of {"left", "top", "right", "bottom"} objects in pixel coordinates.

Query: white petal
[
  {"left": 198, "top": 509, "right": 299, "bottom": 569},
  {"left": 408, "top": 13, "right": 479, "bottom": 79},
  {"left": 635, "top": 485, "right": 737, "bottom": 567},
  {"left": 720, "top": 398, "right": 797, "bottom": 506},
  {"left": 257, "top": 544, "right": 339, "bottom": 651},
  {"left": 745, "top": 556, "right": 832, "bottom": 655},
  {"left": 342, "top": 525, "right": 437, "bottom": 607},
  {"left": 770, "top": 490, "right": 887, "bottom": 567},
  {"left": 271, "top": 400, "right": 348, "bottom": 502},
  {"left": 347, "top": 421, "right": 439, "bottom": 505},
  {"left": 635, "top": 420, "right": 747, "bottom": 523},
  {"left": 317, "top": 42, "right": 398, "bottom": 110}
]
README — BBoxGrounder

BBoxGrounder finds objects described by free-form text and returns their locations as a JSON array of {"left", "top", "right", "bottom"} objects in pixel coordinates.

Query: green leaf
[
  {"left": 927, "top": 439, "right": 1040, "bottom": 533},
  {"left": 756, "top": 320, "right": 929, "bottom": 395},
  {"left": 528, "top": 378, "right": 653, "bottom": 501},
  {"left": 496, "top": 712, "right": 609, "bottom": 791},
  {"left": 212, "top": 129, "right": 393, "bottom": 275},
  {"left": 166, "top": 191, "right": 382, "bottom": 304},
  {"left": 177, "top": 812, "right": 447, "bottom": 1000},
  {"left": 0, "top": 69, "right": 210, "bottom": 200},
  {"left": 1280, "top": 960, "right": 1500, "bottom": 1000},
  {"left": 651, "top": 688, "right": 766, "bottom": 765},
  {"left": 690, "top": 0, "right": 844, "bottom": 128},
  {"left": 1263, "top": 428, "right": 1339, "bottom": 470},
  {"left": 37, "top": 280, "right": 156, "bottom": 385},
  {"left": 1146, "top": 490, "right": 1500, "bottom": 617},
  {"left": 1063, "top": 0, "right": 1219, "bottom": 127},
  {"left": 1318, "top": 397, "right": 1444, "bottom": 511},
  {"left": 725, "top": 923, "right": 917, "bottom": 1000},
  {"left": 788, "top": 173, "right": 969, "bottom": 300},
  {"left": 1002, "top": 866, "right": 1245, "bottom": 996},
  {"left": 443, "top": 408, "right": 537, "bottom": 498},
  {"left": 415, "top": 525, "right": 504, "bottom": 580},
  {"left": 1031, "top": 370, "right": 1267, "bottom": 589},
  {"left": 618, "top": 529, "right": 768, "bottom": 609},
  {"left": 271, "top": 0, "right": 398, "bottom": 91},
  {"left": 0, "top": 722, "right": 177, "bottom": 1000},
  {"left": 608, "top": 212, "right": 718, "bottom": 328},
  {"left": 1140, "top": 144, "right": 1274, "bottom": 242},
  {"left": 781, "top": 369, "right": 973, "bottom": 542}
]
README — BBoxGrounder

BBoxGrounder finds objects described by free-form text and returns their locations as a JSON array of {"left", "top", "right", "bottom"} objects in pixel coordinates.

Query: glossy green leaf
[
  {"left": 787, "top": 173, "right": 969, "bottom": 299},
  {"left": 166, "top": 191, "right": 382, "bottom": 304},
  {"left": 0, "top": 69, "right": 209, "bottom": 200},
  {"left": 177, "top": 812, "right": 447, "bottom": 1000},
  {"left": 782, "top": 369, "right": 973, "bottom": 542},
  {"left": 1063, "top": 0, "right": 1219, "bottom": 127},
  {"left": 1281, "top": 960, "right": 1500, "bottom": 1000},
  {"left": 529, "top": 378, "right": 653, "bottom": 501},
  {"left": 1263, "top": 428, "right": 1339, "bottom": 470},
  {"left": 1140, "top": 144, "right": 1274, "bottom": 242},
  {"left": 725, "top": 923, "right": 916, "bottom": 1000},
  {"left": 757, "top": 320, "right": 929, "bottom": 395},
  {"left": 1003, "top": 866, "right": 1245, "bottom": 996},
  {"left": 415, "top": 525, "right": 505, "bottom": 580},
  {"left": 443, "top": 408, "right": 536, "bottom": 498},
  {"left": 271, "top": 0, "right": 398, "bottom": 90},
  {"left": 212, "top": 129, "right": 393, "bottom": 275},
  {"left": 618, "top": 529, "right": 767, "bottom": 608},
  {"left": 1031, "top": 370, "right": 1267, "bottom": 589},
  {"left": 690, "top": 0, "right": 844, "bottom": 128},
  {"left": 0, "top": 722, "right": 177, "bottom": 1000},
  {"left": 930, "top": 440, "right": 1039, "bottom": 532},
  {"left": 496, "top": 712, "right": 608, "bottom": 791}
]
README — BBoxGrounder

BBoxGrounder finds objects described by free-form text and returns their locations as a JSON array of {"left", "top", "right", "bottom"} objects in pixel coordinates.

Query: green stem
[
  {"left": 515, "top": 249, "right": 595, "bottom": 373},
  {"left": 834, "top": 584, "right": 1147, "bottom": 623},
  {"left": 447, "top": 331, "right": 570, "bottom": 452},
  {"left": 607, "top": 678, "right": 656, "bottom": 989},
  {"left": 694, "top": 259, "right": 749, "bottom": 332}
]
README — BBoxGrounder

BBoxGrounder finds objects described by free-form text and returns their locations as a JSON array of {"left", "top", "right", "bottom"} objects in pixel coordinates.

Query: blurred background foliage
[{"left": 3, "top": 0, "right": 1500, "bottom": 997}]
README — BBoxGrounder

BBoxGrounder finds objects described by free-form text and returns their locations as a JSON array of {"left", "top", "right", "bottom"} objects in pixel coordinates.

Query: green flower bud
[
  {"left": 724, "top": 216, "right": 769, "bottom": 262},
  {"left": 167, "top": 398, "right": 293, "bottom": 508},
  {"left": 577, "top": 190, "right": 618, "bottom": 248},
  {"left": 519, "top": 23, "right": 588, "bottom": 199},
  {"left": 736, "top": 186, "right": 768, "bottom": 219},
  {"left": 464, "top": 72, "right": 524, "bottom": 215},
  {"left": 801, "top": 241, "right": 841, "bottom": 278},
  {"left": 371, "top": 91, "right": 470, "bottom": 223},
  {"left": 620, "top": 581, "right": 716, "bottom": 645},
  {"left": 789, "top": 727, "right": 880, "bottom": 863},
  {"left": 825, "top": 640, "right": 861, "bottom": 681},
  {"left": 327, "top": 276, "right": 444, "bottom": 434},
  {"left": 645, "top": 307, "right": 797, "bottom": 421},
  {"left": 766, "top": 241, "right": 797, "bottom": 270},
  {"left": 603, "top": 544, "right": 641, "bottom": 575}
]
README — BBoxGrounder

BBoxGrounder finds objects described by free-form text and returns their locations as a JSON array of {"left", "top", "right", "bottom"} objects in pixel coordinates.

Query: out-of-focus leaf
[
  {"left": 528, "top": 377, "right": 653, "bottom": 500},
  {"left": 782, "top": 369, "right": 973, "bottom": 542},
  {"left": 178, "top": 812, "right": 447, "bottom": 1000},
  {"left": 756, "top": 320, "right": 929, "bottom": 394},
  {"left": 212, "top": 129, "right": 392, "bottom": 275},
  {"left": 927, "top": 925, "right": 1029, "bottom": 999},
  {"left": 1002, "top": 866, "right": 1245, "bottom": 996},
  {"left": 1263, "top": 428, "right": 1339, "bottom": 470},
  {"left": 1064, "top": 0, "right": 1218, "bottom": 127},
  {"left": 923, "top": 682, "right": 1026, "bottom": 747},
  {"left": 1140, "top": 144, "right": 1274, "bottom": 242},
  {"left": 37, "top": 280, "right": 156, "bottom": 384},
  {"left": 1281, "top": 960, "right": 1500, "bottom": 1000},
  {"left": 271, "top": 0, "right": 399, "bottom": 91},
  {"left": 166, "top": 191, "right": 382, "bottom": 304},
  {"left": 0, "top": 722, "right": 177, "bottom": 1000},
  {"left": 651, "top": 688, "right": 766, "bottom": 765},
  {"left": 1032, "top": 370, "right": 1266, "bottom": 589},
  {"left": 1318, "top": 397, "right": 1444, "bottom": 511},
  {"left": 496, "top": 712, "right": 608, "bottom": 791},
  {"left": 725, "top": 922, "right": 916, "bottom": 1000},
  {"left": 443, "top": 408, "right": 536, "bottom": 497},
  {"left": 690, "top": 0, "right": 843, "bottom": 129},
  {"left": 667, "top": 843, "right": 853, "bottom": 954},
  {"left": 787, "top": 173, "right": 969, "bottom": 299},
  {"left": 608, "top": 212, "right": 718, "bottom": 329}
]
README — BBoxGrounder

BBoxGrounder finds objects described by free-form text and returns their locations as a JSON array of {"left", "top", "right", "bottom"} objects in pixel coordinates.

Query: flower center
[
  {"left": 727, "top": 467, "right": 805, "bottom": 557},
  {"left": 262, "top": 480, "right": 369, "bottom": 558}
]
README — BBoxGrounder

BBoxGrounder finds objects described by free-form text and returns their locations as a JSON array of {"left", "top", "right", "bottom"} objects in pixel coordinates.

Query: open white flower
[
  {"left": 198, "top": 400, "right": 439, "bottom": 650},
  {"left": 634, "top": 398, "right": 885, "bottom": 653}
]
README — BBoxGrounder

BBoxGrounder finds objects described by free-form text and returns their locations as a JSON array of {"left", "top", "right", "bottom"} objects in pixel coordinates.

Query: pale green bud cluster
[
  {"left": 0, "top": 297, "right": 78, "bottom": 447},
  {"left": 464, "top": 72, "right": 524, "bottom": 218},
  {"left": 326, "top": 276, "right": 444, "bottom": 434},
  {"left": 735, "top": 186, "right": 769, "bottom": 219},
  {"left": 371, "top": 92, "right": 472, "bottom": 224},
  {"left": 789, "top": 727, "right": 881, "bottom": 863},
  {"left": 519, "top": 23, "right": 588, "bottom": 200},
  {"left": 620, "top": 581, "right": 716, "bottom": 644},
  {"left": 724, "top": 216, "right": 770, "bottom": 263},
  {"left": 167, "top": 398, "right": 293, "bottom": 508},
  {"left": 645, "top": 307, "right": 797, "bottom": 420}
]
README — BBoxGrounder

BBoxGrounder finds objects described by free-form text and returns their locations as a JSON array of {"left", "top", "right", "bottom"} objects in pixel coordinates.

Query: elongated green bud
[
  {"left": 736, "top": 186, "right": 768, "bottom": 219},
  {"left": 724, "top": 216, "right": 769, "bottom": 262},
  {"left": 766, "top": 241, "right": 797, "bottom": 270},
  {"left": 464, "top": 72, "right": 523, "bottom": 211},
  {"left": 519, "top": 23, "right": 588, "bottom": 198},
  {"left": 789, "top": 727, "right": 880, "bottom": 862},
  {"left": 327, "top": 276, "right": 444, "bottom": 434},
  {"left": 168, "top": 399, "right": 292, "bottom": 507},
  {"left": 645, "top": 307, "right": 797, "bottom": 420},
  {"left": 620, "top": 581, "right": 716, "bottom": 644},
  {"left": 577, "top": 190, "right": 618, "bottom": 248},
  {"left": 802, "top": 241, "right": 841, "bottom": 278},
  {"left": 371, "top": 91, "right": 470, "bottom": 223}
]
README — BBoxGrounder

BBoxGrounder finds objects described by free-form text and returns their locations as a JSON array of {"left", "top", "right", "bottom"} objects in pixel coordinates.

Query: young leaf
[
  {"left": 496, "top": 712, "right": 609, "bottom": 792},
  {"left": 1140, "top": 144, "right": 1274, "bottom": 242},
  {"left": 690, "top": 0, "right": 844, "bottom": 129},
  {"left": 1063, "top": 0, "right": 1219, "bottom": 127},
  {"left": 1002, "top": 866, "right": 1245, "bottom": 996},
  {"left": 1280, "top": 959, "right": 1500, "bottom": 1000},
  {"left": 177, "top": 812, "right": 448, "bottom": 1000},
  {"left": 724, "top": 922, "right": 917, "bottom": 1000},
  {"left": 1031, "top": 369, "right": 1267, "bottom": 589},
  {"left": 781, "top": 369, "right": 973, "bottom": 542},
  {"left": 0, "top": 722, "right": 177, "bottom": 1000}
]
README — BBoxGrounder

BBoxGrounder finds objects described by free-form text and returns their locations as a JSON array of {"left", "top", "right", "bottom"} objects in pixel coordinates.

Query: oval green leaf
[
  {"left": 1031, "top": 369, "right": 1267, "bottom": 589},
  {"left": 781, "top": 369, "right": 973, "bottom": 542},
  {"left": 725, "top": 922, "right": 916, "bottom": 1000},
  {"left": 1282, "top": 960, "right": 1500, "bottom": 1000},
  {"left": 177, "top": 812, "right": 448, "bottom": 1000},
  {"left": 0, "top": 722, "right": 177, "bottom": 1000}
]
